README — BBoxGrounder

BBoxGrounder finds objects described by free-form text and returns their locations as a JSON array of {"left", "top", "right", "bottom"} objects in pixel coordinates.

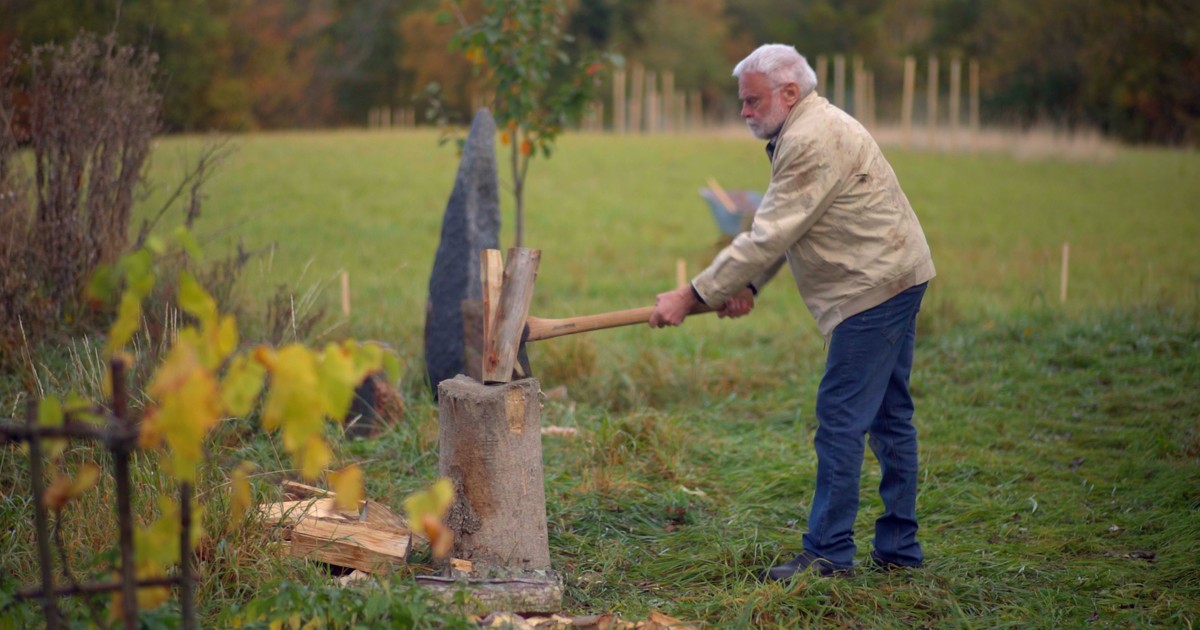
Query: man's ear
[{"left": 781, "top": 82, "right": 801, "bottom": 107}]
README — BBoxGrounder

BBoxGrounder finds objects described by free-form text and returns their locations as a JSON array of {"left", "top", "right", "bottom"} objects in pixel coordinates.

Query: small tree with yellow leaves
[{"left": 446, "top": 0, "right": 610, "bottom": 248}]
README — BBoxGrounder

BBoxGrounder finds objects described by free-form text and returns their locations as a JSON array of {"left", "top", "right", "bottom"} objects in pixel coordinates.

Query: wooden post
[
  {"left": 630, "top": 62, "right": 645, "bottom": 134},
  {"left": 834, "top": 55, "right": 846, "bottom": 110},
  {"left": 866, "top": 70, "right": 876, "bottom": 132},
  {"left": 341, "top": 271, "right": 350, "bottom": 317},
  {"left": 112, "top": 360, "right": 138, "bottom": 630},
  {"left": 690, "top": 90, "right": 703, "bottom": 131},
  {"left": 27, "top": 403, "right": 60, "bottom": 629},
  {"left": 178, "top": 482, "right": 195, "bottom": 630},
  {"left": 438, "top": 376, "right": 551, "bottom": 571},
  {"left": 969, "top": 58, "right": 981, "bottom": 150},
  {"left": 645, "top": 70, "right": 658, "bottom": 134},
  {"left": 852, "top": 56, "right": 865, "bottom": 119},
  {"left": 902, "top": 56, "right": 916, "bottom": 149},
  {"left": 662, "top": 70, "right": 675, "bottom": 133},
  {"left": 950, "top": 58, "right": 962, "bottom": 150},
  {"left": 927, "top": 55, "right": 939, "bottom": 149},
  {"left": 482, "top": 248, "right": 540, "bottom": 383},
  {"left": 1060, "top": 242, "right": 1070, "bottom": 304},
  {"left": 676, "top": 258, "right": 687, "bottom": 288},
  {"left": 816, "top": 55, "right": 828, "bottom": 97},
  {"left": 613, "top": 68, "right": 626, "bottom": 134}
]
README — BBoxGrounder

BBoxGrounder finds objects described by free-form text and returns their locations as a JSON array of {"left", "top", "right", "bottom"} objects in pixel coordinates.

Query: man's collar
[{"left": 764, "top": 90, "right": 820, "bottom": 161}]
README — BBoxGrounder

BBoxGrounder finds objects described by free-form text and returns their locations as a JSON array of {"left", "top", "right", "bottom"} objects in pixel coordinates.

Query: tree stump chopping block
[{"left": 437, "top": 375, "right": 550, "bottom": 571}]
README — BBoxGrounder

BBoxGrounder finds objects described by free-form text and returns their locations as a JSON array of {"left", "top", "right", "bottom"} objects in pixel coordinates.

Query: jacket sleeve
[{"left": 692, "top": 137, "right": 844, "bottom": 306}]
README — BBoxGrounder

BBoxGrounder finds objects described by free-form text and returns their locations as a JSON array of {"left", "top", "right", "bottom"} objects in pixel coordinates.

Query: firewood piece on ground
[{"left": 289, "top": 518, "right": 412, "bottom": 573}]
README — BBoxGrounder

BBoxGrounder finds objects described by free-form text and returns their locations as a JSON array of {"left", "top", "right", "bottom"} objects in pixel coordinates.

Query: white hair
[{"left": 733, "top": 44, "right": 818, "bottom": 98}]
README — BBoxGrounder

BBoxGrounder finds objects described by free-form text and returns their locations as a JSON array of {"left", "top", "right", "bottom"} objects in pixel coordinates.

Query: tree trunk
[{"left": 437, "top": 375, "right": 550, "bottom": 571}]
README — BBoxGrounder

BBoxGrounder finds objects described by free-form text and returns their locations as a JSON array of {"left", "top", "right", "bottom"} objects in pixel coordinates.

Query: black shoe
[
  {"left": 761, "top": 551, "right": 853, "bottom": 581},
  {"left": 869, "top": 550, "right": 924, "bottom": 572}
]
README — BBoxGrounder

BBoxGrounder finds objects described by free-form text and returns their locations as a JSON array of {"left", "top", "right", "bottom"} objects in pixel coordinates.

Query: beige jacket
[{"left": 692, "top": 92, "right": 935, "bottom": 338}]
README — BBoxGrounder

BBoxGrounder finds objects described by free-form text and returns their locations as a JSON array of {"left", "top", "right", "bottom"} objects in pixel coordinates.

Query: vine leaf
[
  {"left": 329, "top": 464, "right": 364, "bottom": 512},
  {"left": 404, "top": 478, "right": 455, "bottom": 559}
]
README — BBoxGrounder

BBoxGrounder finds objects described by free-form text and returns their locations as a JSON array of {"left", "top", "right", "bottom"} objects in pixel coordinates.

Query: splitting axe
[{"left": 479, "top": 247, "right": 714, "bottom": 384}]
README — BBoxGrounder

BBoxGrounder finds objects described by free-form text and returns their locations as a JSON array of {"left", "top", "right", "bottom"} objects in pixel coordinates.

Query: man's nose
[{"left": 741, "top": 103, "right": 753, "bottom": 118}]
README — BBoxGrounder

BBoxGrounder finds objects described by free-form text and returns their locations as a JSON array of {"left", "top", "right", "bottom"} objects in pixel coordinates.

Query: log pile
[{"left": 257, "top": 481, "right": 416, "bottom": 574}]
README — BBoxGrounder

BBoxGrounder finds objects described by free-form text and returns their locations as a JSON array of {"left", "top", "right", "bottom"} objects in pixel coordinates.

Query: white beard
[{"left": 746, "top": 99, "right": 788, "bottom": 140}]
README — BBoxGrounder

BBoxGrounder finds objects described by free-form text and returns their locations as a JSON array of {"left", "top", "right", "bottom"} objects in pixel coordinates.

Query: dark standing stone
[{"left": 424, "top": 109, "right": 501, "bottom": 394}]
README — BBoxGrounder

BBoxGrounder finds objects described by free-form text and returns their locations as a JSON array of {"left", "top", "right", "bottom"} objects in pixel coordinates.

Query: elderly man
[{"left": 650, "top": 43, "right": 936, "bottom": 578}]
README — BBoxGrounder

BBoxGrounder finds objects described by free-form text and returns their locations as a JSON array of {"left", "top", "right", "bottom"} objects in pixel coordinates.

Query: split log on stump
[
  {"left": 437, "top": 375, "right": 550, "bottom": 571},
  {"left": 482, "top": 248, "right": 540, "bottom": 383},
  {"left": 462, "top": 299, "right": 485, "bottom": 382}
]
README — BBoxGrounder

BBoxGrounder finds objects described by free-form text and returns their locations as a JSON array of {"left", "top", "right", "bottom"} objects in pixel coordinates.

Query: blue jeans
[{"left": 802, "top": 282, "right": 927, "bottom": 568}]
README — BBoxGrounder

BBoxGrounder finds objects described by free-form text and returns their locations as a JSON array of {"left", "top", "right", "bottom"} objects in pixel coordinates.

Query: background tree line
[{"left": 3, "top": 0, "right": 1197, "bottom": 144}]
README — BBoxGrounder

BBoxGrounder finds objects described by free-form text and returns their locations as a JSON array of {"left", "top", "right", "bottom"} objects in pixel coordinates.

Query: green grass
[{"left": 2, "top": 130, "right": 1199, "bottom": 627}]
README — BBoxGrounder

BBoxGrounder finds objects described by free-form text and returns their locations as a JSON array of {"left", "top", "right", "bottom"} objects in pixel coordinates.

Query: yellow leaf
[
  {"left": 328, "top": 464, "right": 363, "bottom": 512},
  {"left": 44, "top": 462, "right": 102, "bottom": 511},
  {"left": 68, "top": 462, "right": 101, "bottom": 498},
  {"left": 120, "top": 249, "right": 156, "bottom": 300},
  {"left": 318, "top": 344, "right": 358, "bottom": 421},
  {"left": 299, "top": 435, "right": 332, "bottom": 480},
  {"left": 36, "top": 397, "right": 67, "bottom": 460},
  {"left": 139, "top": 406, "right": 163, "bottom": 450},
  {"left": 216, "top": 314, "right": 238, "bottom": 361},
  {"left": 230, "top": 461, "right": 256, "bottom": 525},
  {"left": 105, "top": 293, "right": 142, "bottom": 356},
  {"left": 404, "top": 478, "right": 455, "bottom": 557},
  {"left": 42, "top": 474, "right": 72, "bottom": 511},
  {"left": 173, "top": 225, "right": 203, "bottom": 261},
  {"left": 178, "top": 270, "right": 217, "bottom": 329},
  {"left": 64, "top": 392, "right": 104, "bottom": 425},
  {"left": 38, "top": 397, "right": 63, "bottom": 426},
  {"left": 381, "top": 351, "right": 402, "bottom": 384},
  {"left": 347, "top": 342, "right": 385, "bottom": 381},
  {"left": 261, "top": 345, "right": 322, "bottom": 438},
  {"left": 149, "top": 340, "right": 220, "bottom": 482},
  {"left": 221, "top": 354, "right": 266, "bottom": 417}
]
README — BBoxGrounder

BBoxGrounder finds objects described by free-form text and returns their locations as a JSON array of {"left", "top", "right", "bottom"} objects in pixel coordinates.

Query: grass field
[{"left": 2, "top": 129, "right": 1199, "bottom": 627}]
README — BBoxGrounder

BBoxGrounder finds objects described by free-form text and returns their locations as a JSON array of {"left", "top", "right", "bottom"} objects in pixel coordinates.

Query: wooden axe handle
[{"left": 525, "top": 303, "right": 714, "bottom": 342}]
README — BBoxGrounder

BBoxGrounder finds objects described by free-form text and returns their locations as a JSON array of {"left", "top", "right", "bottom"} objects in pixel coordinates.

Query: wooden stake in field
[
  {"left": 689, "top": 90, "right": 703, "bottom": 131},
  {"left": 950, "top": 58, "right": 962, "bottom": 150},
  {"left": 662, "top": 70, "right": 675, "bottom": 133},
  {"left": 341, "top": 271, "right": 350, "bottom": 317},
  {"left": 630, "top": 62, "right": 644, "bottom": 134},
  {"left": 853, "top": 56, "right": 865, "bottom": 120},
  {"left": 902, "top": 56, "right": 916, "bottom": 149},
  {"left": 645, "top": 70, "right": 658, "bottom": 134},
  {"left": 927, "top": 55, "right": 939, "bottom": 149},
  {"left": 816, "top": 55, "right": 828, "bottom": 97},
  {"left": 612, "top": 68, "right": 626, "bottom": 134},
  {"left": 866, "top": 70, "right": 876, "bottom": 131},
  {"left": 970, "top": 58, "right": 981, "bottom": 151},
  {"left": 834, "top": 55, "right": 846, "bottom": 110},
  {"left": 676, "top": 258, "right": 688, "bottom": 288},
  {"left": 1060, "top": 242, "right": 1070, "bottom": 304}
]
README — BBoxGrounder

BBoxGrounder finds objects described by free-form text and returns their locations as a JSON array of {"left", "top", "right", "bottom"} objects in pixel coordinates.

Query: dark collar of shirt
[{"left": 765, "top": 138, "right": 777, "bottom": 162}]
